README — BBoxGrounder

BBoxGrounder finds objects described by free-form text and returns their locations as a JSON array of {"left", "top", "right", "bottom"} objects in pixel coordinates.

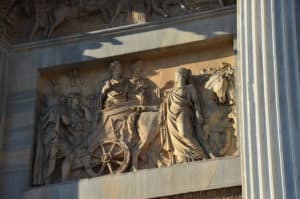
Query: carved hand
[{"left": 130, "top": 105, "right": 146, "bottom": 113}]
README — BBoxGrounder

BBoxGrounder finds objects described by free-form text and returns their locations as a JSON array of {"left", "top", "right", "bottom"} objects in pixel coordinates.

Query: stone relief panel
[
  {"left": 153, "top": 187, "right": 242, "bottom": 199},
  {"left": 0, "top": 0, "right": 236, "bottom": 43},
  {"left": 32, "top": 42, "right": 237, "bottom": 185}
]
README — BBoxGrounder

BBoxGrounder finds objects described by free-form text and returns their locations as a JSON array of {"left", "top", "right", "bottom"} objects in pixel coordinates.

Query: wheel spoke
[
  {"left": 113, "top": 149, "right": 124, "bottom": 157},
  {"left": 90, "top": 160, "right": 101, "bottom": 168},
  {"left": 100, "top": 145, "right": 106, "bottom": 154},
  {"left": 107, "top": 163, "right": 113, "bottom": 174},
  {"left": 98, "top": 163, "right": 106, "bottom": 175},
  {"left": 91, "top": 154, "right": 102, "bottom": 160},
  {"left": 109, "top": 143, "right": 116, "bottom": 153},
  {"left": 112, "top": 159, "right": 123, "bottom": 165}
]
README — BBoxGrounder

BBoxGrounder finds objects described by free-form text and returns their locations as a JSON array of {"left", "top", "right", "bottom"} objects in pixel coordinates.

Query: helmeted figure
[{"left": 33, "top": 92, "right": 91, "bottom": 184}]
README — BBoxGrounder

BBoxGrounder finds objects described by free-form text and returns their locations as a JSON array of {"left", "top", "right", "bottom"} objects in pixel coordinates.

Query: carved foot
[
  {"left": 180, "top": 5, "right": 188, "bottom": 14},
  {"left": 229, "top": 99, "right": 235, "bottom": 106},
  {"left": 209, "top": 152, "right": 216, "bottom": 159},
  {"left": 132, "top": 166, "right": 138, "bottom": 172}
]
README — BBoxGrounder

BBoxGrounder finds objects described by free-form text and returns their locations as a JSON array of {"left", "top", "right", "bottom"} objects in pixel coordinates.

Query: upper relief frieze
[{"left": 0, "top": 0, "right": 236, "bottom": 43}]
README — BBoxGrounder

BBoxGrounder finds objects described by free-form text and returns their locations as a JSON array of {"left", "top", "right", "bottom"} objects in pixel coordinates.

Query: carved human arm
[
  {"left": 96, "top": 80, "right": 110, "bottom": 111},
  {"left": 61, "top": 114, "right": 70, "bottom": 126},
  {"left": 81, "top": 105, "right": 92, "bottom": 121},
  {"left": 190, "top": 85, "right": 203, "bottom": 124},
  {"left": 130, "top": 105, "right": 159, "bottom": 113}
]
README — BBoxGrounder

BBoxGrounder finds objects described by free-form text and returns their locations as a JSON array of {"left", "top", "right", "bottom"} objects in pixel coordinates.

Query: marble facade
[{"left": 0, "top": 0, "right": 299, "bottom": 199}]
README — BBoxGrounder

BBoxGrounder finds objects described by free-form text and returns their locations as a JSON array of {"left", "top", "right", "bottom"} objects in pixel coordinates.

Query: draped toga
[{"left": 160, "top": 85, "right": 206, "bottom": 162}]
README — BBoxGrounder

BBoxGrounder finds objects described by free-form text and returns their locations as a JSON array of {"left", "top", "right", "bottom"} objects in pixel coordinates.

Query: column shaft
[
  {"left": 238, "top": 0, "right": 300, "bottom": 199},
  {"left": 0, "top": 45, "right": 8, "bottom": 164}
]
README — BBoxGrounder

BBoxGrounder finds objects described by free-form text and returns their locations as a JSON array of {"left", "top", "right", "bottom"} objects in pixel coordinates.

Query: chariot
[{"left": 71, "top": 102, "right": 135, "bottom": 177}]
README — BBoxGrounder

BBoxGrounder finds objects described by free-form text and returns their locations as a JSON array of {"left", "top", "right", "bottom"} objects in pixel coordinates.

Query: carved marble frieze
[
  {"left": 154, "top": 187, "right": 242, "bottom": 199},
  {"left": 33, "top": 49, "right": 237, "bottom": 185},
  {"left": 0, "top": 0, "right": 235, "bottom": 43}
]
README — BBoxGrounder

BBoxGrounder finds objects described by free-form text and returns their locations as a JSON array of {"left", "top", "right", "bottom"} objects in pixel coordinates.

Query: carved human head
[
  {"left": 175, "top": 68, "right": 192, "bottom": 87},
  {"left": 58, "top": 95, "right": 68, "bottom": 105},
  {"left": 132, "top": 60, "right": 143, "bottom": 80},
  {"left": 69, "top": 92, "right": 81, "bottom": 109},
  {"left": 110, "top": 60, "right": 123, "bottom": 80},
  {"left": 223, "top": 63, "right": 234, "bottom": 77}
]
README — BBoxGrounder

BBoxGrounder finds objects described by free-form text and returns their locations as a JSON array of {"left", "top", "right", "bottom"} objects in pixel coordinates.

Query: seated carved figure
[
  {"left": 159, "top": 68, "right": 214, "bottom": 163},
  {"left": 97, "top": 61, "right": 129, "bottom": 110},
  {"left": 126, "top": 61, "right": 161, "bottom": 165},
  {"left": 128, "top": 60, "right": 160, "bottom": 106}
]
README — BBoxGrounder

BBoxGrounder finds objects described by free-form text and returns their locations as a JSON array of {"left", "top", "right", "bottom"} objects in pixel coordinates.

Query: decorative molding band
[
  {"left": 12, "top": 6, "right": 236, "bottom": 52},
  {"left": 7, "top": 11, "right": 236, "bottom": 70},
  {"left": 25, "top": 157, "right": 241, "bottom": 199}
]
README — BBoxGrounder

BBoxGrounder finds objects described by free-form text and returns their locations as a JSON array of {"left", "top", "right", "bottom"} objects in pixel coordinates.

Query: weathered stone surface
[
  {"left": 0, "top": 0, "right": 236, "bottom": 43},
  {"left": 11, "top": 7, "right": 236, "bottom": 69},
  {"left": 30, "top": 38, "right": 237, "bottom": 184},
  {"left": 154, "top": 186, "right": 241, "bottom": 199},
  {"left": 0, "top": 43, "right": 8, "bottom": 167},
  {"left": 0, "top": 8, "right": 238, "bottom": 199},
  {"left": 25, "top": 157, "right": 241, "bottom": 199}
]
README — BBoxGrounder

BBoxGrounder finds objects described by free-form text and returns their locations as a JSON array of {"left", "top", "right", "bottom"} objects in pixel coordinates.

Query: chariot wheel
[{"left": 85, "top": 139, "right": 130, "bottom": 177}]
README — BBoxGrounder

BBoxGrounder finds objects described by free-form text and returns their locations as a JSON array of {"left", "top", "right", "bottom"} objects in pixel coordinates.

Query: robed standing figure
[{"left": 160, "top": 68, "right": 214, "bottom": 164}]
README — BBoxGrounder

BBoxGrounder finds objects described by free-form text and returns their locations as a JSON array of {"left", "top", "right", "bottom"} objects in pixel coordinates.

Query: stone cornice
[{"left": 11, "top": 6, "right": 236, "bottom": 52}]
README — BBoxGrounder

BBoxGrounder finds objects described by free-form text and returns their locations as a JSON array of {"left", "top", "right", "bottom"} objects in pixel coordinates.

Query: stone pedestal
[{"left": 238, "top": 0, "right": 300, "bottom": 198}]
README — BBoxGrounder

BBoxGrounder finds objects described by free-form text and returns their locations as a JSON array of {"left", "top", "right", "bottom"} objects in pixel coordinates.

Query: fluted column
[
  {"left": 238, "top": 0, "right": 300, "bottom": 199},
  {"left": 0, "top": 42, "right": 8, "bottom": 164}
]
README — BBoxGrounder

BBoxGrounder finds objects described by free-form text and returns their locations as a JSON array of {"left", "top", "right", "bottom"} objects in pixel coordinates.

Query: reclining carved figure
[
  {"left": 111, "top": 0, "right": 188, "bottom": 23},
  {"left": 30, "top": 0, "right": 111, "bottom": 39}
]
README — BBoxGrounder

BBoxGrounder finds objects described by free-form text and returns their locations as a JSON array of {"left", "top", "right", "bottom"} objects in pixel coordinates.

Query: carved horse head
[{"left": 204, "top": 63, "right": 234, "bottom": 104}]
